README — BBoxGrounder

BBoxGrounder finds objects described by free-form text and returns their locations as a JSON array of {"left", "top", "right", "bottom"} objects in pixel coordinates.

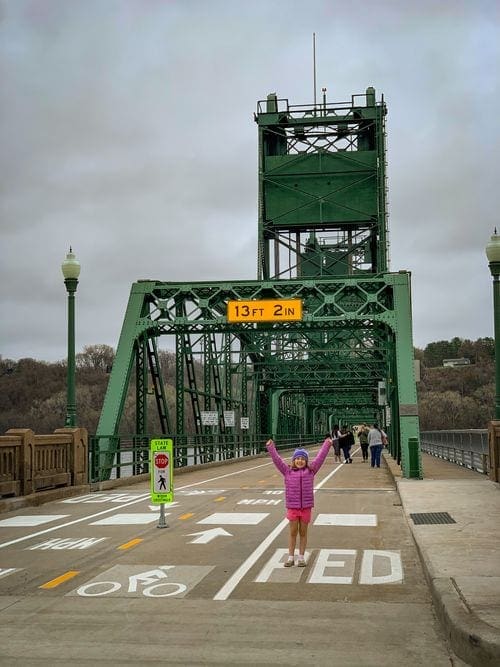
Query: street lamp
[
  {"left": 486, "top": 229, "right": 500, "bottom": 419},
  {"left": 61, "top": 247, "right": 81, "bottom": 427}
]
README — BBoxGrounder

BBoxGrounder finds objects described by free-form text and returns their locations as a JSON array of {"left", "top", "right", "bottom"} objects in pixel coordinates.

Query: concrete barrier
[{"left": 0, "top": 427, "right": 88, "bottom": 498}]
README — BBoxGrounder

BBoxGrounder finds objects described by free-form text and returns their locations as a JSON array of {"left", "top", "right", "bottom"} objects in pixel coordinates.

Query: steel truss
[{"left": 96, "top": 272, "right": 419, "bottom": 476}]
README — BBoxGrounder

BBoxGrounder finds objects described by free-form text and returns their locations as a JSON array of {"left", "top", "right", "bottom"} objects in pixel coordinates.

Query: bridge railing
[
  {"left": 420, "top": 429, "right": 489, "bottom": 474},
  {"left": 89, "top": 433, "right": 321, "bottom": 484}
]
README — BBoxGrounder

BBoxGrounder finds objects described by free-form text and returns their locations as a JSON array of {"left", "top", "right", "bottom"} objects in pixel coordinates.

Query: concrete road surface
[{"left": 0, "top": 447, "right": 467, "bottom": 665}]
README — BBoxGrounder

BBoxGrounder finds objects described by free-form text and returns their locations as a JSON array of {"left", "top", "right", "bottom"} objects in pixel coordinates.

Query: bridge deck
[{"left": 0, "top": 449, "right": 497, "bottom": 666}]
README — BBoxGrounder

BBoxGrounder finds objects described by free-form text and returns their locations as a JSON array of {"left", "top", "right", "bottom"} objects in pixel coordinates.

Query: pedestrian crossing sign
[{"left": 150, "top": 439, "right": 174, "bottom": 504}]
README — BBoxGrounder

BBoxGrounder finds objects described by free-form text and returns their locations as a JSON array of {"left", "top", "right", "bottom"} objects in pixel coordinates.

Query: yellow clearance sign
[{"left": 227, "top": 299, "right": 302, "bottom": 323}]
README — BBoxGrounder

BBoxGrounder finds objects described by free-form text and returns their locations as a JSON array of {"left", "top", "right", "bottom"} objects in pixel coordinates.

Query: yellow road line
[
  {"left": 40, "top": 570, "right": 80, "bottom": 589},
  {"left": 117, "top": 538, "right": 143, "bottom": 551},
  {"left": 214, "top": 496, "right": 226, "bottom": 502},
  {"left": 179, "top": 512, "right": 194, "bottom": 520}
]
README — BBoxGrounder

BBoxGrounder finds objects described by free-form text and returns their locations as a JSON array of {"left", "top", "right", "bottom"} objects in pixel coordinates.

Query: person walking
[
  {"left": 368, "top": 423, "right": 387, "bottom": 468},
  {"left": 338, "top": 425, "right": 354, "bottom": 463},
  {"left": 358, "top": 424, "right": 369, "bottom": 462},
  {"left": 331, "top": 424, "right": 341, "bottom": 463},
  {"left": 266, "top": 435, "right": 332, "bottom": 567}
]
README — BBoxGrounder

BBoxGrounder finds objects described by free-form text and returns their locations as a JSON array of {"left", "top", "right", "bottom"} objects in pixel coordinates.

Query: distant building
[{"left": 442, "top": 358, "right": 471, "bottom": 368}]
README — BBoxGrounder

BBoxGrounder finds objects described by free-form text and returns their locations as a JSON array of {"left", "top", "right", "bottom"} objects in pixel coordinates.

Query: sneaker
[
  {"left": 284, "top": 558, "right": 294, "bottom": 567},
  {"left": 297, "top": 557, "right": 306, "bottom": 567}
]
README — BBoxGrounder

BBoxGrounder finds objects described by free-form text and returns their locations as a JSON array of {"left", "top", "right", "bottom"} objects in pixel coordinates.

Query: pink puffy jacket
[{"left": 266, "top": 438, "right": 332, "bottom": 509}]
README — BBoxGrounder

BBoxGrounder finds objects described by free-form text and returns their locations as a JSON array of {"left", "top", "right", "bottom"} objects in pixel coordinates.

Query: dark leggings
[
  {"left": 340, "top": 444, "right": 351, "bottom": 462},
  {"left": 360, "top": 443, "right": 368, "bottom": 460}
]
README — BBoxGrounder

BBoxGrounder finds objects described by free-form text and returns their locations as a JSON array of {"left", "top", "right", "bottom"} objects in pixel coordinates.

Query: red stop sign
[{"left": 155, "top": 453, "right": 169, "bottom": 469}]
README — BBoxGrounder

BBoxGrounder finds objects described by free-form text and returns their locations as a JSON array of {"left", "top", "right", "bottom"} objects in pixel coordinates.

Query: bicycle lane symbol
[{"left": 68, "top": 564, "right": 213, "bottom": 598}]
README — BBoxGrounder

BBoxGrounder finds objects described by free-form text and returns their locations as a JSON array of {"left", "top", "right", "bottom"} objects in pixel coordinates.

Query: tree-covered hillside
[
  {"left": 0, "top": 338, "right": 495, "bottom": 434},
  {"left": 415, "top": 337, "right": 494, "bottom": 429}
]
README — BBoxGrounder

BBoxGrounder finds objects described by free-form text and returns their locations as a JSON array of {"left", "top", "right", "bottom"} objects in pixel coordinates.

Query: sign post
[{"left": 150, "top": 438, "right": 173, "bottom": 529}]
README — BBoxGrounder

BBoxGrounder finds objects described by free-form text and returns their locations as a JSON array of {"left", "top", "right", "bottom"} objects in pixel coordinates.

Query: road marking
[
  {"left": 314, "top": 514, "right": 377, "bottom": 526},
  {"left": 198, "top": 512, "right": 268, "bottom": 525},
  {"left": 40, "top": 570, "right": 80, "bottom": 589},
  {"left": 214, "top": 497, "right": 226, "bottom": 502},
  {"left": 213, "top": 455, "right": 345, "bottom": 600},
  {"left": 0, "top": 515, "right": 69, "bottom": 527},
  {"left": 0, "top": 494, "right": 151, "bottom": 550},
  {"left": 308, "top": 549, "right": 357, "bottom": 584},
  {"left": 118, "top": 538, "right": 144, "bottom": 551},
  {"left": 0, "top": 567, "right": 20, "bottom": 579},
  {"left": 28, "top": 537, "right": 106, "bottom": 550},
  {"left": 308, "top": 549, "right": 403, "bottom": 585},
  {"left": 90, "top": 513, "right": 161, "bottom": 526},
  {"left": 213, "top": 517, "right": 288, "bottom": 600},
  {"left": 176, "top": 489, "right": 226, "bottom": 496},
  {"left": 327, "top": 488, "right": 394, "bottom": 492},
  {"left": 237, "top": 499, "right": 281, "bottom": 506},
  {"left": 254, "top": 549, "right": 404, "bottom": 585},
  {"left": 255, "top": 549, "right": 312, "bottom": 582},
  {"left": 186, "top": 528, "right": 232, "bottom": 544},
  {"left": 61, "top": 493, "right": 145, "bottom": 504},
  {"left": 179, "top": 513, "right": 194, "bottom": 520},
  {"left": 70, "top": 564, "right": 213, "bottom": 598},
  {"left": 359, "top": 550, "right": 403, "bottom": 584}
]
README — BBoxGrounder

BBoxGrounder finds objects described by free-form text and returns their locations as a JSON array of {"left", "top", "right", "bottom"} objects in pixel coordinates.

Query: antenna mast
[{"left": 313, "top": 32, "right": 317, "bottom": 107}]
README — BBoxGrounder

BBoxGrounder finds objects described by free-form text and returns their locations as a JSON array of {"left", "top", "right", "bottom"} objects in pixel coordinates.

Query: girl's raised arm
[
  {"left": 265, "top": 439, "right": 289, "bottom": 475},
  {"left": 309, "top": 436, "right": 333, "bottom": 473}
]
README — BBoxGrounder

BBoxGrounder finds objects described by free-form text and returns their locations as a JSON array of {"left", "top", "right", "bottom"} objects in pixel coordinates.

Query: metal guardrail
[
  {"left": 89, "top": 433, "right": 320, "bottom": 484},
  {"left": 420, "top": 430, "right": 489, "bottom": 474}
]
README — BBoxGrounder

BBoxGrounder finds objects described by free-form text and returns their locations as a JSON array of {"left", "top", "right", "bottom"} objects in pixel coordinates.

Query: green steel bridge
[{"left": 93, "top": 86, "right": 421, "bottom": 481}]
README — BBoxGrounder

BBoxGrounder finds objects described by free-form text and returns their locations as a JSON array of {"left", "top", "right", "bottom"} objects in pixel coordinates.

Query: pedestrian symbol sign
[{"left": 150, "top": 439, "right": 173, "bottom": 504}]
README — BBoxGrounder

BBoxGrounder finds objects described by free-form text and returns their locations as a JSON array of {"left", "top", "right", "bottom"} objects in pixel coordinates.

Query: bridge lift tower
[{"left": 95, "top": 86, "right": 421, "bottom": 479}]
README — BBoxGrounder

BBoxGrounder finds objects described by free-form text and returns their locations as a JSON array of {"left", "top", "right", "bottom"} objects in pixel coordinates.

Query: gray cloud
[{"left": 1, "top": 0, "right": 499, "bottom": 360}]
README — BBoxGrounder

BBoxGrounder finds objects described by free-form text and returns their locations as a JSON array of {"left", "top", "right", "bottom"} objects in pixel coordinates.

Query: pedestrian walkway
[{"left": 385, "top": 451, "right": 500, "bottom": 666}]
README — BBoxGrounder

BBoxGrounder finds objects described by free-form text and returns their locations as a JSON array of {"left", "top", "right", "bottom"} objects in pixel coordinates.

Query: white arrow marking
[{"left": 186, "top": 528, "right": 233, "bottom": 544}]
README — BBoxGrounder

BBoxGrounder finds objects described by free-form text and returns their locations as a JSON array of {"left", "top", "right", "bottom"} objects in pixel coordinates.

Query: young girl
[{"left": 266, "top": 435, "right": 332, "bottom": 567}]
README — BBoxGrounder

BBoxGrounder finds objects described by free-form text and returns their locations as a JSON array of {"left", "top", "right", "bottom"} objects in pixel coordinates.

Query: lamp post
[
  {"left": 486, "top": 230, "right": 500, "bottom": 419},
  {"left": 61, "top": 247, "right": 81, "bottom": 427}
]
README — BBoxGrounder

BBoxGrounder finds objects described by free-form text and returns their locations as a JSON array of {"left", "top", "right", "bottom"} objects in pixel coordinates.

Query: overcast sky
[{"left": 1, "top": 0, "right": 499, "bottom": 362}]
